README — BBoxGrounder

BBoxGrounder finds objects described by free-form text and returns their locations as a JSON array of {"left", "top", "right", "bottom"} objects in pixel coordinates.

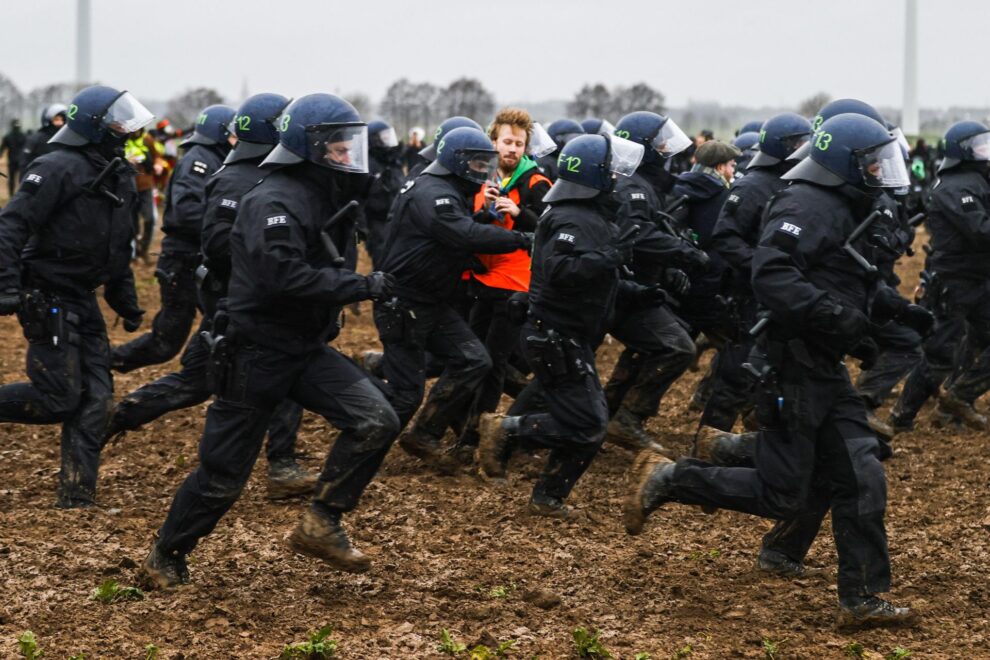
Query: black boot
[
  {"left": 140, "top": 540, "right": 190, "bottom": 589},
  {"left": 757, "top": 548, "right": 823, "bottom": 578},
  {"left": 605, "top": 407, "right": 666, "bottom": 453},
  {"left": 837, "top": 595, "right": 920, "bottom": 630},
  {"left": 267, "top": 457, "right": 319, "bottom": 500},
  {"left": 477, "top": 413, "right": 515, "bottom": 481},
  {"left": 623, "top": 452, "right": 675, "bottom": 535}
]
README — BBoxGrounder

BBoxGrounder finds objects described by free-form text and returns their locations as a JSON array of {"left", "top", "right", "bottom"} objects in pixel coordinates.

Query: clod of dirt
[{"left": 522, "top": 588, "right": 561, "bottom": 610}]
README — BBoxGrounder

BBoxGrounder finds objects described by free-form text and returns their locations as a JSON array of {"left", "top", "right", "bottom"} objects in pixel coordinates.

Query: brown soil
[{"left": 1, "top": 220, "right": 988, "bottom": 659}]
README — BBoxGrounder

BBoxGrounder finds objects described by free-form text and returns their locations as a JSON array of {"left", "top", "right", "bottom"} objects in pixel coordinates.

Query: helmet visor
[
  {"left": 527, "top": 122, "right": 557, "bottom": 158},
  {"left": 104, "top": 92, "right": 155, "bottom": 136},
  {"left": 305, "top": 122, "right": 369, "bottom": 173},
  {"left": 376, "top": 126, "right": 399, "bottom": 148},
  {"left": 457, "top": 148, "right": 499, "bottom": 184},
  {"left": 780, "top": 131, "right": 811, "bottom": 157},
  {"left": 608, "top": 134, "right": 646, "bottom": 177},
  {"left": 961, "top": 131, "right": 990, "bottom": 161},
  {"left": 596, "top": 119, "right": 616, "bottom": 137},
  {"left": 858, "top": 139, "right": 910, "bottom": 188},
  {"left": 652, "top": 118, "right": 691, "bottom": 158},
  {"left": 890, "top": 127, "right": 911, "bottom": 156}
]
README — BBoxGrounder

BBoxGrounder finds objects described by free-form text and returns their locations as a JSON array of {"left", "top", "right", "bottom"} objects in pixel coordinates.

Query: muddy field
[{"left": 1, "top": 207, "right": 989, "bottom": 658}]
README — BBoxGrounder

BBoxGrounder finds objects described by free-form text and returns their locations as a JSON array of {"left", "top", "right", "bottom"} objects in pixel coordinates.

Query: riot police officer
[
  {"left": 373, "top": 126, "right": 531, "bottom": 470},
  {"left": 112, "top": 103, "right": 236, "bottom": 372},
  {"left": 603, "top": 111, "right": 706, "bottom": 450},
  {"left": 892, "top": 120, "right": 990, "bottom": 430},
  {"left": 105, "top": 93, "right": 316, "bottom": 498},
  {"left": 141, "top": 94, "right": 400, "bottom": 588},
  {"left": 408, "top": 116, "right": 483, "bottom": 181},
  {"left": 478, "top": 133, "right": 668, "bottom": 517},
  {"left": 0, "top": 85, "right": 152, "bottom": 507},
  {"left": 364, "top": 119, "right": 405, "bottom": 266},
  {"left": 705, "top": 112, "right": 812, "bottom": 431},
  {"left": 21, "top": 103, "right": 68, "bottom": 168},
  {"left": 625, "top": 113, "right": 928, "bottom": 628}
]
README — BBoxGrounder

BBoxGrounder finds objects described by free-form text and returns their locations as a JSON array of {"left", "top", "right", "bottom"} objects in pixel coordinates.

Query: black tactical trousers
[
  {"left": 0, "top": 293, "right": 112, "bottom": 505},
  {"left": 667, "top": 354, "right": 891, "bottom": 599},
  {"left": 156, "top": 342, "right": 399, "bottom": 556},
  {"left": 112, "top": 250, "right": 200, "bottom": 372},
  {"left": 701, "top": 297, "right": 759, "bottom": 431},
  {"left": 133, "top": 188, "right": 157, "bottom": 258},
  {"left": 111, "top": 317, "right": 303, "bottom": 461},
  {"left": 855, "top": 321, "right": 922, "bottom": 410},
  {"left": 374, "top": 299, "right": 491, "bottom": 438},
  {"left": 459, "top": 286, "right": 521, "bottom": 444},
  {"left": 604, "top": 301, "right": 696, "bottom": 419},
  {"left": 506, "top": 321, "right": 609, "bottom": 500},
  {"left": 893, "top": 277, "right": 989, "bottom": 421}
]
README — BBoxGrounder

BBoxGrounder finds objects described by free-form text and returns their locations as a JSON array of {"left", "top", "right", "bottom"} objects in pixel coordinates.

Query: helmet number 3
[
  {"left": 563, "top": 155, "right": 581, "bottom": 173},
  {"left": 814, "top": 131, "right": 832, "bottom": 151}
]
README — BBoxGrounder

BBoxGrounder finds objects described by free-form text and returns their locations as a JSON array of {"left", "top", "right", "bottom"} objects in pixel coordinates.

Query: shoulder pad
[
  {"left": 961, "top": 194, "right": 977, "bottom": 211},
  {"left": 770, "top": 220, "right": 803, "bottom": 252}
]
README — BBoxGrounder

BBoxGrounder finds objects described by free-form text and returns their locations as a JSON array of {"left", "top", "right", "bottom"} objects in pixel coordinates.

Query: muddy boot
[
  {"left": 140, "top": 540, "right": 190, "bottom": 589},
  {"left": 477, "top": 413, "right": 515, "bottom": 481},
  {"left": 288, "top": 508, "right": 371, "bottom": 573},
  {"left": 360, "top": 350, "right": 384, "bottom": 378},
  {"left": 937, "top": 387, "right": 988, "bottom": 430},
  {"left": 865, "top": 410, "right": 895, "bottom": 441},
  {"left": 623, "top": 452, "right": 675, "bottom": 536},
  {"left": 267, "top": 457, "right": 319, "bottom": 500},
  {"left": 101, "top": 408, "right": 129, "bottom": 447},
  {"left": 605, "top": 408, "right": 666, "bottom": 453},
  {"left": 757, "top": 548, "right": 823, "bottom": 578},
  {"left": 836, "top": 595, "right": 920, "bottom": 630},
  {"left": 693, "top": 425, "right": 735, "bottom": 464},
  {"left": 449, "top": 428, "right": 480, "bottom": 466},
  {"left": 887, "top": 410, "right": 914, "bottom": 434},
  {"left": 527, "top": 493, "right": 576, "bottom": 520},
  {"left": 398, "top": 428, "right": 457, "bottom": 474},
  {"left": 54, "top": 490, "right": 96, "bottom": 509}
]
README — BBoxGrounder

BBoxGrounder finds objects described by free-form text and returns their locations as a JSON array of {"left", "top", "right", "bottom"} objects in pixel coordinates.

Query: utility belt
[
  {"left": 17, "top": 290, "right": 80, "bottom": 347},
  {"left": 524, "top": 320, "right": 592, "bottom": 386}
]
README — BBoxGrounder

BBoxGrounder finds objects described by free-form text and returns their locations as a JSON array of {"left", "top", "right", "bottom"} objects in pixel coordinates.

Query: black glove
[
  {"left": 849, "top": 336, "right": 880, "bottom": 370},
  {"left": 513, "top": 231, "right": 534, "bottom": 251},
  {"left": 635, "top": 283, "right": 670, "bottom": 307},
  {"left": 811, "top": 297, "right": 868, "bottom": 340},
  {"left": 122, "top": 314, "right": 144, "bottom": 333},
  {"left": 0, "top": 289, "right": 20, "bottom": 316},
  {"left": 895, "top": 303, "right": 935, "bottom": 338},
  {"left": 664, "top": 268, "right": 691, "bottom": 296},
  {"left": 366, "top": 271, "right": 395, "bottom": 301},
  {"left": 682, "top": 247, "right": 710, "bottom": 270}
]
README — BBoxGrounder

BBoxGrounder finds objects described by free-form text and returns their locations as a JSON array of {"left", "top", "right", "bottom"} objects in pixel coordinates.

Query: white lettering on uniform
[
  {"left": 24, "top": 173, "right": 43, "bottom": 184},
  {"left": 220, "top": 199, "right": 238, "bottom": 209},
  {"left": 435, "top": 198, "right": 451, "bottom": 206},
  {"left": 266, "top": 215, "right": 287, "bottom": 226},
  {"left": 557, "top": 232, "right": 575, "bottom": 243},
  {"left": 961, "top": 196, "right": 974, "bottom": 205},
  {"left": 780, "top": 222, "right": 802, "bottom": 236}
]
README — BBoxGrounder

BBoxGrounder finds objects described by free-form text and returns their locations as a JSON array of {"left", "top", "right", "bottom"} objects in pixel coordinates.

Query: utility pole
[
  {"left": 76, "top": 0, "right": 92, "bottom": 85},
  {"left": 902, "top": 0, "right": 919, "bottom": 135}
]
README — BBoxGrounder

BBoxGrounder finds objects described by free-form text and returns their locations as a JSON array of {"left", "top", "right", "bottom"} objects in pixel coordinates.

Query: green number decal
[
  {"left": 67, "top": 104, "right": 78, "bottom": 120},
  {"left": 759, "top": 128, "right": 766, "bottom": 143},
  {"left": 279, "top": 114, "right": 290, "bottom": 132},
  {"left": 812, "top": 114, "right": 824, "bottom": 131},
  {"left": 236, "top": 115, "right": 251, "bottom": 132},
  {"left": 813, "top": 131, "right": 832, "bottom": 151},
  {"left": 564, "top": 155, "right": 581, "bottom": 173},
  {"left": 436, "top": 138, "right": 445, "bottom": 156},
  {"left": 197, "top": 112, "right": 208, "bottom": 125},
  {"left": 615, "top": 129, "right": 631, "bottom": 139}
]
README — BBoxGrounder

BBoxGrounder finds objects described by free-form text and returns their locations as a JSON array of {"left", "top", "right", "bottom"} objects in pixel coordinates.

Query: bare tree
[
  {"left": 610, "top": 82, "right": 666, "bottom": 118},
  {"left": 798, "top": 92, "right": 832, "bottom": 119},
  {"left": 379, "top": 78, "right": 441, "bottom": 137},
  {"left": 344, "top": 92, "right": 374, "bottom": 119},
  {"left": 166, "top": 87, "right": 226, "bottom": 129},
  {"left": 0, "top": 72, "right": 24, "bottom": 129},
  {"left": 439, "top": 78, "right": 495, "bottom": 125},
  {"left": 566, "top": 84, "right": 612, "bottom": 120}
]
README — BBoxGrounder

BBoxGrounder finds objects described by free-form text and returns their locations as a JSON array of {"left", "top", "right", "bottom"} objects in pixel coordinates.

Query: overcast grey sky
[{"left": 1, "top": 0, "right": 986, "bottom": 109}]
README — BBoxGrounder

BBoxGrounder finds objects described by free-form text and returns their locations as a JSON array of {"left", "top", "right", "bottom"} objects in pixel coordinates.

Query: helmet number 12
[{"left": 563, "top": 155, "right": 581, "bottom": 173}]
